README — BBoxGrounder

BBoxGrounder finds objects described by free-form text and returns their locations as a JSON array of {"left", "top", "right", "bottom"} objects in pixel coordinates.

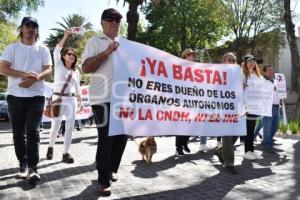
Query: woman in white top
[
  {"left": 242, "top": 55, "right": 263, "bottom": 160},
  {"left": 46, "top": 30, "right": 83, "bottom": 163}
]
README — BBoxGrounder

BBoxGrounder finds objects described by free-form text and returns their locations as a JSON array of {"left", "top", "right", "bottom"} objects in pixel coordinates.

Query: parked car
[{"left": 0, "top": 93, "right": 9, "bottom": 121}]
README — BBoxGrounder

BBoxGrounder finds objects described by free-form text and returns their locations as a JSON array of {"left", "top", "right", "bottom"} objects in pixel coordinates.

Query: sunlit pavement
[{"left": 0, "top": 123, "right": 299, "bottom": 200}]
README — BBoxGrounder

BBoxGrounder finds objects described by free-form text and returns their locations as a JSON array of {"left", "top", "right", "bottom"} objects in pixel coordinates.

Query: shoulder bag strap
[{"left": 59, "top": 72, "right": 73, "bottom": 95}]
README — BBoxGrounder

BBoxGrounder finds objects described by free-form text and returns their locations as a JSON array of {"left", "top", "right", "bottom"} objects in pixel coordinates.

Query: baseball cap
[
  {"left": 244, "top": 54, "right": 256, "bottom": 62},
  {"left": 21, "top": 17, "right": 39, "bottom": 27},
  {"left": 101, "top": 8, "right": 122, "bottom": 20}
]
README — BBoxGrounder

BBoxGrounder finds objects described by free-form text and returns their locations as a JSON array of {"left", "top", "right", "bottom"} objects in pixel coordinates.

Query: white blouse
[{"left": 53, "top": 45, "right": 80, "bottom": 96}]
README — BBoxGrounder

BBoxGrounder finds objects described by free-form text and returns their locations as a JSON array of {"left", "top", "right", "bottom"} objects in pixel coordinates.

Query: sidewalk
[{"left": 0, "top": 127, "right": 299, "bottom": 200}]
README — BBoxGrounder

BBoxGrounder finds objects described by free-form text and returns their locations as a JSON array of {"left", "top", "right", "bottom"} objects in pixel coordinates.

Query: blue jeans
[
  {"left": 254, "top": 118, "right": 263, "bottom": 139},
  {"left": 200, "top": 136, "right": 207, "bottom": 144},
  {"left": 262, "top": 105, "right": 280, "bottom": 149}
]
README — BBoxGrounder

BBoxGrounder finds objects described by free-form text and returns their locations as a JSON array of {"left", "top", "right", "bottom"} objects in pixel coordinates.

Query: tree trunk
[
  {"left": 283, "top": 0, "right": 300, "bottom": 119},
  {"left": 126, "top": 0, "right": 143, "bottom": 41}
]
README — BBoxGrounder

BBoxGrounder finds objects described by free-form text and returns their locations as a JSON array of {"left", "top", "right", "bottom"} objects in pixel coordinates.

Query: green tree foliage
[
  {"left": 222, "top": 0, "right": 284, "bottom": 61},
  {"left": 0, "top": 22, "right": 18, "bottom": 53},
  {"left": 44, "top": 14, "right": 93, "bottom": 53},
  {"left": 136, "top": 0, "right": 229, "bottom": 56},
  {"left": 0, "top": 22, "right": 18, "bottom": 91},
  {"left": 0, "top": 0, "right": 44, "bottom": 22}
]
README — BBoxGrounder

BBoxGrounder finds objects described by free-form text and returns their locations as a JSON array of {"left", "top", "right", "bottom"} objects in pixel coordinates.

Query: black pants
[
  {"left": 7, "top": 95, "right": 45, "bottom": 169},
  {"left": 244, "top": 114, "right": 257, "bottom": 153},
  {"left": 175, "top": 136, "right": 189, "bottom": 150},
  {"left": 92, "top": 103, "right": 128, "bottom": 187}
]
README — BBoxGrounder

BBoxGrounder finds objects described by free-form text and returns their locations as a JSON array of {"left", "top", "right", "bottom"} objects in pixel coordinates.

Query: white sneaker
[
  {"left": 243, "top": 151, "right": 256, "bottom": 160},
  {"left": 252, "top": 151, "right": 263, "bottom": 159},
  {"left": 217, "top": 141, "right": 222, "bottom": 148},
  {"left": 15, "top": 169, "right": 28, "bottom": 179},
  {"left": 199, "top": 144, "right": 210, "bottom": 152}
]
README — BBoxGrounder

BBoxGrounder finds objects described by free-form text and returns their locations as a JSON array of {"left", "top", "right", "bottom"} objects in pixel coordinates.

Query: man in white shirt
[
  {"left": 261, "top": 64, "right": 280, "bottom": 153},
  {"left": 0, "top": 17, "right": 52, "bottom": 186},
  {"left": 81, "top": 8, "right": 127, "bottom": 196}
]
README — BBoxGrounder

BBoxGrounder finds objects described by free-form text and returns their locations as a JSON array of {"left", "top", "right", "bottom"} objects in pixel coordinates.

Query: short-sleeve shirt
[
  {"left": 0, "top": 42, "right": 52, "bottom": 97},
  {"left": 81, "top": 33, "right": 114, "bottom": 105}
]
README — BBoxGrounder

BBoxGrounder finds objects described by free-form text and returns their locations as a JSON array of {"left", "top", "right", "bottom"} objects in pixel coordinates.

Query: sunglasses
[
  {"left": 66, "top": 52, "right": 76, "bottom": 57},
  {"left": 105, "top": 18, "right": 121, "bottom": 23}
]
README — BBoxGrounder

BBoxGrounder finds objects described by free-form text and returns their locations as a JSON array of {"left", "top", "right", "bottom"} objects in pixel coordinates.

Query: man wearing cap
[
  {"left": 0, "top": 17, "right": 52, "bottom": 185},
  {"left": 81, "top": 8, "right": 127, "bottom": 196}
]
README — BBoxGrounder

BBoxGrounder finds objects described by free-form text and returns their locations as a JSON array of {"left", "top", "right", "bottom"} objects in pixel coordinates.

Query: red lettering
[
  {"left": 212, "top": 71, "right": 222, "bottom": 85},
  {"left": 146, "top": 57, "right": 157, "bottom": 75},
  {"left": 119, "top": 107, "right": 134, "bottom": 119},
  {"left": 172, "top": 64, "right": 183, "bottom": 80},
  {"left": 157, "top": 61, "right": 168, "bottom": 77}
]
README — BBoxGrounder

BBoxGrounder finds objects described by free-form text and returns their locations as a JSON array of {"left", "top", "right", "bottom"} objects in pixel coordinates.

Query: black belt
[
  {"left": 53, "top": 92, "right": 76, "bottom": 97},
  {"left": 273, "top": 104, "right": 279, "bottom": 107}
]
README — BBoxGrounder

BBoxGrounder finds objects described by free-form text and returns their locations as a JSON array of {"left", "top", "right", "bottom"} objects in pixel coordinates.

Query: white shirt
[
  {"left": 0, "top": 42, "right": 52, "bottom": 97},
  {"left": 81, "top": 33, "right": 114, "bottom": 105},
  {"left": 263, "top": 76, "right": 280, "bottom": 105},
  {"left": 53, "top": 46, "right": 80, "bottom": 95}
]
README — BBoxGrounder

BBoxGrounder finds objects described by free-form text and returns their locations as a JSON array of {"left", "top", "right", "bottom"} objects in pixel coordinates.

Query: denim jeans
[
  {"left": 262, "top": 105, "right": 280, "bottom": 149},
  {"left": 7, "top": 95, "right": 45, "bottom": 169},
  {"left": 254, "top": 118, "right": 263, "bottom": 139},
  {"left": 200, "top": 136, "right": 207, "bottom": 144}
]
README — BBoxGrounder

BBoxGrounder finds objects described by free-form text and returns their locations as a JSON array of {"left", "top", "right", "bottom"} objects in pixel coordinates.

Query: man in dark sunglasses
[{"left": 81, "top": 8, "right": 127, "bottom": 197}]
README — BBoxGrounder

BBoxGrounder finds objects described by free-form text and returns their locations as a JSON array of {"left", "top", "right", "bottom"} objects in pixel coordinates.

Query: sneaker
[
  {"left": 223, "top": 166, "right": 238, "bottom": 174},
  {"left": 46, "top": 147, "right": 53, "bottom": 160},
  {"left": 176, "top": 148, "right": 185, "bottom": 156},
  {"left": 15, "top": 163, "right": 28, "bottom": 179},
  {"left": 199, "top": 144, "right": 210, "bottom": 152},
  {"left": 183, "top": 145, "right": 191, "bottom": 153},
  {"left": 258, "top": 133, "right": 263, "bottom": 139},
  {"left": 62, "top": 153, "right": 74, "bottom": 163},
  {"left": 111, "top": 172, "right": 118, "bottom": 182},
  {"left": 252, "top": 151, "right": 263, "bottom": 159},
  {"left": 27, "top": 168, "right": 40, "bottom": 186},
  {"left": 243, "top": 151, "right": 256, "bottom": 160},
  {"left": 214, "top": 149, "right": 224, "bottom": 164},
  {"left": 99, "top": 185, "right": 111, "bottom": 196}
]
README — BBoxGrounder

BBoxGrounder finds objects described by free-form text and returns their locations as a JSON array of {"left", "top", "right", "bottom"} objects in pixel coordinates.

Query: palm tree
[{"left": 44, "top": 14, "right": 93, "bottom": 52}]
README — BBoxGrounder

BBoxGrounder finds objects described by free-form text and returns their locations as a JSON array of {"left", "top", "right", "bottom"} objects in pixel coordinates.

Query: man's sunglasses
[{"left": 105, "top": 18, "right": 121, "bottom": 23}]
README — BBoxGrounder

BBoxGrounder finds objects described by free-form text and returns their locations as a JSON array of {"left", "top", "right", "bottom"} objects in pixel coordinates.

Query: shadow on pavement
[
  {"left": 118, "top": 162, "right": 274, "bottom": 200},
  {"left": 291, "top": 141, "right": 300, "bottom": 199},
  {"left": 130, "top": 151, "right": 214, "bottom": 178},
  {"left": 0, "top": 161, "right": 62, "bottom": 182},
  {"left": 61, "top": 180, "right": 101, "bottom": 200}
]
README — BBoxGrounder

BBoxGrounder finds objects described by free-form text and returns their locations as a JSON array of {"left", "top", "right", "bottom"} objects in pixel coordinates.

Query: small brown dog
[{"left": 139, "top": 137, "right": 157, "bottom": 164}]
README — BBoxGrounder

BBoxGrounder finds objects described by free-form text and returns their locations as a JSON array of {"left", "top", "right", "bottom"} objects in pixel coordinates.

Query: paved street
[{"left": 0, "top": 122, "right": 299, "bottom": 200}]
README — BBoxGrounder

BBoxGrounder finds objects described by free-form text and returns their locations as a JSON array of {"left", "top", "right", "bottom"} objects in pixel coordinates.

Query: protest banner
[
  {"left": 244, "top": 78, "right": 274, "bottom": 117},
  {"left": 108, "top": 38, "right": 246, "bottom": 137},
  {"left": 274, "top": 73, "right": 287, "bottom": 99}
]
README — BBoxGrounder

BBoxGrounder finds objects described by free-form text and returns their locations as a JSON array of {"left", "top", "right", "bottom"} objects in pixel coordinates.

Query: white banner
[
  {"left": 108, "top": 38, "right": 246, "bottom": 137},
  {"left": 274, "top": 73, "right": 287, "bottom": 99},
  {"left": 245, "top": 78, "right": 274, "bottom": 117},
  {"left": 42, "top": 84, "right": 93, "bottom": 122}
]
